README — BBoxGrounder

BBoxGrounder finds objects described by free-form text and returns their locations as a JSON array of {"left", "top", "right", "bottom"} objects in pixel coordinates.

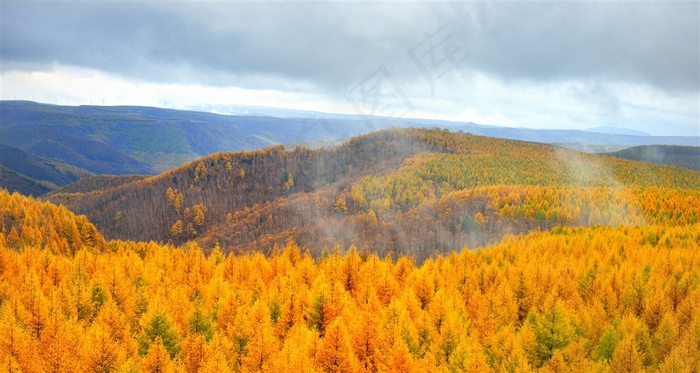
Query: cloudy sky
[{"left": 2, "top": 1, "right": 698, "bottom": 136}]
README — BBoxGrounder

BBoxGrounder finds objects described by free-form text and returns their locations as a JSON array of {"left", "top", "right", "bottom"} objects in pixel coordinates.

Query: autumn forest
[{"left": 2, "top": 128, "right": 700, "bottom": 372}]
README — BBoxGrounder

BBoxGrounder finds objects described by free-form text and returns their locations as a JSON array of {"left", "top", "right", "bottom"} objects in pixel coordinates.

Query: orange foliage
[{"left": 1, "top": 223, "right": 699, "bottom": 371}]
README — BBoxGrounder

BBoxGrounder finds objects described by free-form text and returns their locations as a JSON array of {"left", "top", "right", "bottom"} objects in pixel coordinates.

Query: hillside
[
  {"left": 46, "top": 128, "right": 700, "bottom": 262},
  {"left": 0, "top": 164, "right": 55, "bottom": 196},
  {"left": 0, "top": 189, "right": 108, "bottom": 254},
  {"left": 607, "top": 145, "right": 700, "bottom": 171},
  {"left": 0, "top": 144, "right": 93, "bottom": 195},
  {"left": 0, "top": 101, "right": 374, "bottom": 175},
  {"left": 48, "top": 174, "right": 148, "bottom": 195},
  {"left": 46, "top": 129, "right": 434, "bottom": 245}
]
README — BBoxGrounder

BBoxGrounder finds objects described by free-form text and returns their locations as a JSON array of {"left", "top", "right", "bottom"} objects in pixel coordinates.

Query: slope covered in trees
[
  {"left": 46, "top": 129, "right": 439, "bottom": 245},
  {"left": 0, "top": 189, "right": 108, "bottom": 255},
  {"left": 0, "top": 164, "right": 55, "bottom": 197},
  {"left": 46, "top": 128, "right": 700, "bottom": 261},
  {"left": 0, "top": 144, "right": 94, "bottom": 196},
  {"left": 4, "top": 100, "right": 698, "bottom": 193},
  {"left": 47, "top": 174, "right": 148, "bottom": 195}
]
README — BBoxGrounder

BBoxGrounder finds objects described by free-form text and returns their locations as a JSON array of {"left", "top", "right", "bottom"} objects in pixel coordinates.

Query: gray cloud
[
  {"left": 457, "top": 2, "right": 699, "bottom": 93},
  {"left": 2, "top": 2, "right": 428, "bottom": 91},
  {"left": 3, "top": 2, "right": 697, "bottom": 95}
]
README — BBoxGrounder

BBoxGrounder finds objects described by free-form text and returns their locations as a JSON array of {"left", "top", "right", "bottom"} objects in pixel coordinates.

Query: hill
[
  {"left": 607, "top": 145, "right": 700, "bottom": 171},
  {"left": 0, "top": 188, "right": 108, "bottom": 254},
  {"left": 586, "top": 126, "right": 651, "bottom": 136},
  {"left": 48, "top": 174, "right": 148, "bottom": 195},
  {"left": 0, "top": 144, "right": 93, "bottom": 195},
  {"left": 46, "top": 128, "right": 700, "bottom": 262}
]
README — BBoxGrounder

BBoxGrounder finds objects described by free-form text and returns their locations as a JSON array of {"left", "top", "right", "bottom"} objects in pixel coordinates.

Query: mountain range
[{"left": 1, "top": 100, "right": 698, "bottom": 196}]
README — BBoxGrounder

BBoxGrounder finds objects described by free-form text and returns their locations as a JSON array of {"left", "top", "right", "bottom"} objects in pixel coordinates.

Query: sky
[{"left": 1, "top": 1, "right": 699, "bottom": 136}]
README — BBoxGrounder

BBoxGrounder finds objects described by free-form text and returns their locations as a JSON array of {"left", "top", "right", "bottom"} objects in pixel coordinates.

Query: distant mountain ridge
[
  {"left": 0, "top": 100, "right": 376, "bottom": 176},
  {"left": 607, "top": 145, "right": 700, "bottom": 171},
  {"left": 587, "top": 126, "right": 651, "bottom": 137},
  {"left": 446, "top": 123, "right": 698, "bottom": 147},
  {"left": 2, "top": 100, "right": 698, "bottom": 197},
  {"left": 0, "top": 144, "right": 91, "bottom": 186}
]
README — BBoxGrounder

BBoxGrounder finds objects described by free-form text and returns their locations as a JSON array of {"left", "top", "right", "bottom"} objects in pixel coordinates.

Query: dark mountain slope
[
  {"left": 607, "top": 145, "right": 700, "bottom": 171},
  {"left": 0, "top": 143, "right": 92, "bottom": 185},
  {"left": 0, "top": 164, "right": 54, "bottom": 196}
]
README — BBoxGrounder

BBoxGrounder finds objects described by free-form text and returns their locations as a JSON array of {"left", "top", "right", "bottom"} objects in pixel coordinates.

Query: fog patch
[{"left": 554, "top": 147, "right": 647, "bottom": 227}]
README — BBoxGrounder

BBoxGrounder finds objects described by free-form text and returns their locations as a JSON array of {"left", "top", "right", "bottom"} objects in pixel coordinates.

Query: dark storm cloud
[{"left": 2, "top": 2, "right": 698, "bottom": 94}]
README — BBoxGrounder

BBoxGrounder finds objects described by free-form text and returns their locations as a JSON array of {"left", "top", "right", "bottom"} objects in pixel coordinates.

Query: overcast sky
[{"left": 2, "top": 1, "right": 698, "bottom": 136}]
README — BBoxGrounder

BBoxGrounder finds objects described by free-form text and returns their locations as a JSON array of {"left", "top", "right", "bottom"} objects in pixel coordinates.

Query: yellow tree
[
  {"left": 316, "top": 317, "right": 357, "bottom": 373},
  {"left": 193, "top": 205, "right": 206, "bottom": 227},
  {"left": 272, "top": 324, "right": 320, "bottom": 373},
  {"left": 80, "top": 323, "right": 125, "bottom": 373},
  {"left": 40, "top": 311, "right": 82, "bottom": 373},
  {"left": 351, "top": 311, "right": 380, "bottom": 373},
  {"left": 171, "top": 220, "right": 183, "bottom": 238},
  {"left": 610, "top": 337, "right": 643, "bottom": 373},
  {"left": 487, "top": 325, "right": 531, "bottom": 373},
  {"left": 384, "top": 339, "right": 417, "bottom": 373},
  {"left": 0, "top": 306, "right": 37, "bottom": 373},
  {"left": 141, "top": 337, "right": 174, "bottom": 373},
  {"left": 201, "top": 348, "right": 233, "bottom": 373},
  {"left": 181, "top": 334, "right": 206, "bottom": 373},
  {"left": 202, "top": 332, "right": 234, "bottom": 373},
  {"left": 334, "top": 194, "right": 348, "bottom": 213},
  {"left": 242, "top": 300, "right": 279, "bottom": 373},
  {"left": 93, "top": 300, "right": 133, "bottom": 354}
]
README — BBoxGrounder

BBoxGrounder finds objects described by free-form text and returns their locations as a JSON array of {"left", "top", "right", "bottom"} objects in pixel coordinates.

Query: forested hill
[
  {"left": 45, "top": 128, "right": 700, "bottom": 261},
  {"left": 45, "top": 129, "right": 438, "bottom": 244},
  {"left": 0, "top": 189, "right": 108, "bottom": 254}
]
